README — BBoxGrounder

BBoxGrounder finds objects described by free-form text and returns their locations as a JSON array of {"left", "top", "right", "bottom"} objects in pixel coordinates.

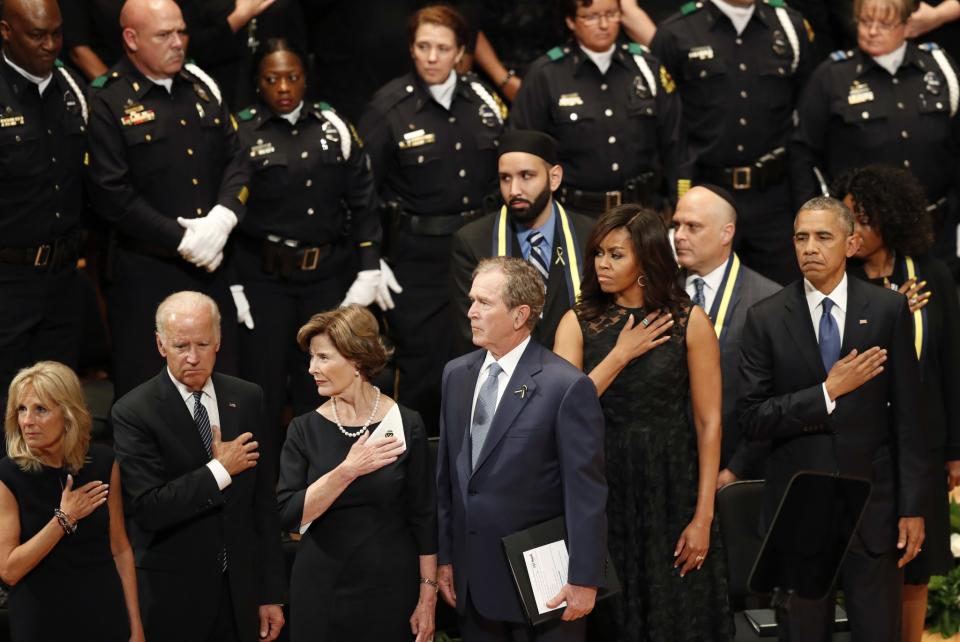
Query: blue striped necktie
[
  {"left": 528, "top": 231, "right": 550, "bottom": 282},
  {"left": 193, "top": 391, "right": 226, "bottom": 570}
]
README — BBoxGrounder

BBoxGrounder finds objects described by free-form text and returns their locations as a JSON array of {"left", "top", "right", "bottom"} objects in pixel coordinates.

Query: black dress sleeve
[
  {"left": 276, "top": 416, "right": 310, "bottom": 533},
  {"left": 401, "top": 407, "right": 438, "bottom": 556}
]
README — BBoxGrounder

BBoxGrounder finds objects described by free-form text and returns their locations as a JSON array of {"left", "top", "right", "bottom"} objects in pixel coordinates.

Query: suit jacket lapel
[
  {"left": 782, "top": 282, "right": 826, "bottom": 379},
  {"left": 471, "top": 342, "right": 542, "bottom": 476},
  {"left": 456, "top": 351, "right": 485, "bottom": 493},
  {"left": 212, "top": 374, "right": 239, "bottom": 441},
  {"left": 155, "top": 370, "right": 210, "bottom": 465},
  {"left": 840, "top": 276, "right": 870, "bottom": 355}
]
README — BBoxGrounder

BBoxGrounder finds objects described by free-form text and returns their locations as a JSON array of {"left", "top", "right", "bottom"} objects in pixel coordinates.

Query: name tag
[
  {"left": 558, "top": 93, "right": 583, "bottom": 107},
  {"left": 688, "top": 46, "right": 714, "bottom": 61},
  {"left": 121, "top": 109, "right": 156, "bottom": 126},
  {"left": 249, "top": 142, "right": 276, "bottom": 157},
  {"left": 0, "top": 114, "right": 25, "bottom": 128},
  {"left": 398, "top": 132, "right": 435, "bottom": 149}
]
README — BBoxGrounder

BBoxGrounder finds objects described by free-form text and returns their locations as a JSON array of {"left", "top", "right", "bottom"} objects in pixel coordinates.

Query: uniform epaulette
[
  {"left": 918, "top": 42, "right": 941, "bottom": 52},
  {"left": 681, "top": 1, "right": 703, "bottom": 15},
  {"left": 830, "top": 50, "right": 853, "bottom": 62},
  {"left": 627, "top": 42, "right": 649, "bottom": 56},
  {"left": 236, "top": 107, "right": 257, "bottom": 121},
  {"left": 763, "top": 0, "right": 786, "bottom": 7},
  {"left": 546, "top": 47, "right": 565, "bottom": 61},
  {"left": 90, "top": 71, "right": 120, "bottom": 89}
]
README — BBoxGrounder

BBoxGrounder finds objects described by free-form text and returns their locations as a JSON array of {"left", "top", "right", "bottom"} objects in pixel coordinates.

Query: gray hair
[
  {"left": 797, "top": 196, "right": 855, "bottom": 235},
  {"left": 473, "top": 257, "right": 546, "bottom": 331},
  {"left": 155, "top": 291, "right": 221, "bottom": 342}
]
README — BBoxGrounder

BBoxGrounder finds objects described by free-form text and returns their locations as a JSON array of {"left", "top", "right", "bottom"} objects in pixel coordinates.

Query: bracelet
[
  {"left": 54, "top": 508, "right": 77, "bottom": 535},
  {"left": 420, "top": 577, "right": 439, "bottom": 592},
  {"left": 499, "top": 70, "right": 516, "bottom": 88}
]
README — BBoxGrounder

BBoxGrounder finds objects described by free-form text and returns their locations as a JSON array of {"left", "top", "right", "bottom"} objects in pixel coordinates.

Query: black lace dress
[{"left": 580, "top": 303, "right": 733, "bottom": 642}]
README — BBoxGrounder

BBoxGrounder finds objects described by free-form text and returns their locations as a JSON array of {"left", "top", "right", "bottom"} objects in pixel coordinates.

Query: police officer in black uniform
[
  {"left": 511, "top": 0, "right": 687, "bottom": 217},
  {"left": 791, "top": 0, "right": 960, "bottom": 279},
  {"left": 86, "top": 0, "right": 249, "bottom": 398},
  {"left": 359, "top": 4, "right": 505, "bottom": 435},
  {"left": 652, "top": 0, "right": 815, "bottom": 285},
  {"left": 0, "top": 0, "right": 87, "bottom": 395},
  {"left": 234, "top": 37, "right": 385, "bottom": 441}
]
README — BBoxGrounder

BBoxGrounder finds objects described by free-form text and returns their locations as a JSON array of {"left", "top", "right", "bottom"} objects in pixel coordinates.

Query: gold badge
[
  {"left": 803, "top": 18, "right": 816, "bottom": 43},
  {"left": 847, "top": 80, "right": 874, "bottom": 105},
  {"left": 558, "top": 93, "right": 584, "bottom": 107},
  {"left": 687, "top": 46, "right": 714, "bottom": 61},
  {"left": 0, "top": 114, "right": 25, "bottom": 128},
  {"left": 660, "top": 66, "right": 676, "bottom": 94}
]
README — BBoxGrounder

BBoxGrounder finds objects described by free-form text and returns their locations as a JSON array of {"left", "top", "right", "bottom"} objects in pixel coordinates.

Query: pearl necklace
[{"left": 332, "top": 386, "right": 381, "bottom": 438}]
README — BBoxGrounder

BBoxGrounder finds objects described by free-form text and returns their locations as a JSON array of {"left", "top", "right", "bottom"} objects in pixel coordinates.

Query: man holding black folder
[
  {"left": 436, "top": 256, "right": 607, "bottom": 641},
  {"left": 738, "top": 196, "right": 927, "bottom": 641}
]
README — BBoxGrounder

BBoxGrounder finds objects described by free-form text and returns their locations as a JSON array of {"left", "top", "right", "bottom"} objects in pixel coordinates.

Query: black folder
[
  {"left": 502, "top": 516, "right": 620, "bottom": 625},
  {"left": 748, "top": 471, "right": 872, "bottom": 600}
]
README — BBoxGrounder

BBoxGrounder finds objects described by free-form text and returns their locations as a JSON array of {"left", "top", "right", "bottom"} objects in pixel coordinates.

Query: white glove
[
  {"left": 339, "top": 270, "right": 381, "bottom": 307},
  {"left": 177, "top": 205, "right": 238, "bottom": 270},
  {"left": 375, "top": 259, "right": 403, "bottom": 311},
  {"left": 230, "top": 285, "right": 255, "bottom": 330}
]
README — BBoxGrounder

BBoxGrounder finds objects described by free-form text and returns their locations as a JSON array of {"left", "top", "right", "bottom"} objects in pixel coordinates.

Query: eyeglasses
[
  {"left": 576, "top": 9, "right": 622, "bottom": 25},
  {"left": 856, "top": 17, "right": 903, "bottom": 32}
]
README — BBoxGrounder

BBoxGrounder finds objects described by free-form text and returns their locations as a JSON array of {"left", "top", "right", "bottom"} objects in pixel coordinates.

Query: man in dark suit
[
  {"left": 738, "top": 197, "right": 927, "bottom": 641},
  {"left": 673, "top": 185, "right": 780, "bottom": 484},
  {"left": 450, "top": 130, "right": 595, "bottom": 357},
  {"left": 112, "top": 291, "right": 286, "bottom": 642},
  {"left": 437, "top": 257, "right": 607, "bottom": 641}
]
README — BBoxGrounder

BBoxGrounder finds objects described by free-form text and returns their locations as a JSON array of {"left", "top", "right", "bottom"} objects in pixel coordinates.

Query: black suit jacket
[
  {"left": 449, "top": 206, "right": 595, "bottom": 357},
  {"left": 112, "top": 370, "right": 286, "bottom": 642},
  {"left": 737, "top": 277, "right": 927, "bottom": 554},
  {"left": 683, "top": 260, "right": 781, "bottom": 477}
]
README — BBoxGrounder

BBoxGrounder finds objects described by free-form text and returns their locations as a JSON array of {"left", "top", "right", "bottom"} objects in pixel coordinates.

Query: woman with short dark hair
[
  {"left": 554, "top": 205, "right": 733, "bottom": 641},
  {"left": 277, "top": 305, "right": 438, "bottom": 641}
]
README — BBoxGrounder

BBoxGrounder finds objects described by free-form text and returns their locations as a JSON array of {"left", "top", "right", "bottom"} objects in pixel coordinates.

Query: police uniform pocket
[
  {"left": 627, "top": 98, "right": 658, "bottom": 118},
  {"left": 757, "top": 57, "right": 796, "bottom": 109},
  {"left": 836, "top": 101, "right": 891, "bottom": 148},
  {"left": 0, "top": 126, "right": 38, "bottom": 177},
  {"left": 551, "top": 102, "right": 597, "bottom": 127},
  {"left": 121, "top": 122, "right": 169, "bottom": 172},
  {"left": 398, "top": 144, "right": 441, "bottom": 167},
  {"left": 681, "top": 58, "right": 727, "bottom": 105}
]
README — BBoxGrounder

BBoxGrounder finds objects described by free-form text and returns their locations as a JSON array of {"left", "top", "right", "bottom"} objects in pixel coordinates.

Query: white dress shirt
[
  {"left": 149, "top": 76, "right": 174, "bottom": 94},
  {"left": 428, "top": 70, "right": 457, "bottom": 110},
  {"left": 167, "top": 369, "right": 232, "bottom": 489},
  {"left": 872, "top": 42, "right": 907, "bottom": 76},
  {"left": 711, "top": 0, "right": 756, "bottom": 35},
  {"left": 580, "top": 43, "right": 616, "bottom": 75},
  {"left": 3, "top": 52, "right": 53, "bottom": 95},
  {"left": 685, "top": 258, "right": 729, "bottom": 313},
  {"left": 280, "top": 101, "right": 305, "bottom": 125},
  {"left": 470, "top": 336, "right": 531, "bottom": 425},
  {"left": 804, "top": 274, "right": 848, "bottom": 414}
]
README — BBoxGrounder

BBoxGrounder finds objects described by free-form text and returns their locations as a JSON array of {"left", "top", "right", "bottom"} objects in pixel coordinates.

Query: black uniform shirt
[
  {"left": 237, "top": 101, "right": 380, "bottom": 270},
  {"left": 86, "top": 57, "right": 250, "bottom": 251},
  {"left": 791, "top": 43, "right": 960, "bottom": 203},
  {"left": 651, "top": 0, "right": 813, "bottom": 171},
  {"left": 510, "top": 39, "right": 686, "bottom": 197},
  {"left": 359, "top": 72, "right": 505, "bottom": 217},
  {"left": 0, "top": 58, "right": 86, "bottom": 247}
]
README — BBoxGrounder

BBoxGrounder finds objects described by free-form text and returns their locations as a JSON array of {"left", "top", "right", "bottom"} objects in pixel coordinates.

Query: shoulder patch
[
  {"left": 627, "top": 42, "right": 648, "bottom": 56},
  {"left": 919, "top": 42, "right": 941, "bottom": 53},
  {"left": 765, "top": 0, "right": 786, "bottom": 7},
  {"left": 547, "top": 46, "right": 565, "bottom": 61},
  {"left": 830, "top": 50, "right": 852, "bottom": 62},
  {"left": 237, "top": 107, "right": 256, "bottom": 121},
  {"left": 681, "top": 1, "right": 703, "bottom": 15},
  {"left": 803, "top": 18, "right": 815, "bottom": 43}
]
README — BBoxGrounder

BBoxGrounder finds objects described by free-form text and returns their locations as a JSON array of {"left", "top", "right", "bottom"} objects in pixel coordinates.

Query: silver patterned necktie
[{"left": 471, "top": 362, "right": 503, "bottom": 469}]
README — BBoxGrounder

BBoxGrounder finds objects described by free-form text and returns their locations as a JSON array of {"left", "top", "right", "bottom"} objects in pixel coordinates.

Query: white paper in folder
[{"left": 524, "top": 540, "right": 569, "bottom": 615}]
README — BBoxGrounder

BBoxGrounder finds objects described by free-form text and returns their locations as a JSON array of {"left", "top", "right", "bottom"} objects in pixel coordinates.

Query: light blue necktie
[
  {"left": 819, "top": 298, "right": 841, "bottom": 372},
  {"left": 471, "top": 362, "right": 503, "bottom": 469}
]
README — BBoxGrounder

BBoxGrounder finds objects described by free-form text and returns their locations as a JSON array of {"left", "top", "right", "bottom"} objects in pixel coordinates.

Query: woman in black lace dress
[{"left": 554, "top": 205, "right": 733, "bottom": 641}]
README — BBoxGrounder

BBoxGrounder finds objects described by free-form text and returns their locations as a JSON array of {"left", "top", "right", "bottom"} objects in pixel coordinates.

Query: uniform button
[
  {"left": 307, "top": 208, "right": 315, "bottom": 215},
  {"left": 600, "top": 83, "right": 608, "bottom": 91},
  {"left": 192, "top": 178, "right": 199, "bottom": 185},
  {"left": 611, "top": 162, "right": 620, "bottom": 171},
  {"left": 861, "top": 111, "right": 870, "bottom": 119},
  {"left": 459, "top": 169, "right": 466, "bottom": 177},
  {"left": 54, "top": 184, "right": 60, "bottom": 191},
  {"left": 892, "top": 78, "right": 899, "bottom": 84},
  {"left": 51, "top": 156, "right": 56, "bottom": 163},
  {"left": 608, "top": 136, "right": 616, "bottom": 144},
  {"left": 417, "top": 155, "right": 424, "bottom": 163},
  {"left": 305, "top": 179, "right": 313, "bottom": 187},
  {"left": 937, "top": 102, "right": 944, "bottom": 110},
  {"left": 462, "top": 195, "right": 470, "bottom": 204},
  {"left": 903, "top": 160, "right": 911, "bottom": 168},
  {"left": 55, "top": 212, "right": 60, "bottom": 218},
  {"left": 180, "top": 119, "right": 187, "bottom": 126},
  {"left": 699, "top": 70, "right": 708, "bottom": 78},
  {"left": 900, "top": 130, "right": 909, "bottom": 139},
  {"left": 448, "top": 116, "right": 456, "bottom": 123},
  {"left": 262, "top": 159, "right": 270, "bottom": 166},
  {"left": 301, "top": 151, "right": 309, "bottom": 158},
  {"left": 455, "top": 142, "right": 462, "bottom": 150},
  {"left": 778, "top": 67, "right": 785, "bottom": 75},
  {"left": 736, "top": 144, "right": 744, "bottom": 152},
  {"left": 187, "top": 148, "right": 194, "bottom": 155},
  {"left": 406, "top": 85, "right": 414, "bottom": 93},
  {"left": 256, "top": 138, "right": 263, "bottom": 144},
  {"left": 740, "top": 90, "right": 748, "bottom": 99},
  {"left": 145, "top": 134, "right": 152, "bottom": 142},
  {"left": 739, "top": 117, "right": 747, "bottom": 126},
  {"left": 47, "top": 128, "right": 52, "bottom": 135},
  {"left": 735, "top": 38, "right": 743, "bottom": 45},
  {"left": 14, "top": 135, "right": 21, "bottom": 142},
  {"left": 196, "top": 208, "right": 202, "bottom": 215},
  {"left": 570, "top": 112, "right": 578, "bottom": 121},
  {"left": 897, "top": 102, "right": 904, "bottom": 109},
  {"left": 214, "top": 117, "right": 220, "bottom": 125},
  {"left": 604, "top": 108, "right": 613, "bottom": 117},
  {"left": 292, "top": 129, "right": 298, "bottom": 136},
  {"left": 739, "top": 63, "right": 747, "bottom": 71}
]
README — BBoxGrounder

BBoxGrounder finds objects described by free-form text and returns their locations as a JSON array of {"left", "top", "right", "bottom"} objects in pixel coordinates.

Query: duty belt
[
  {"left": 700, "top": 147, "right": 786, "bottom": 192},
  {"left": 394, "top": 207, "right": 488, "bottom": 237},
  {"left": 559, "top": 171, "right": 661, "bottom": 214},
  {"left": 0, "top": 231, "right": 82, "bottom": 272},
  {"left": 238, "top": 234, "right": 332, "bottom": 278}
]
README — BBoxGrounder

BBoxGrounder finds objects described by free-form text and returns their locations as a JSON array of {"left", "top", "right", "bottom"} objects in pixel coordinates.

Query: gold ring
[{"left": 695, "top": 554, "right": 705, "bottom": 561}]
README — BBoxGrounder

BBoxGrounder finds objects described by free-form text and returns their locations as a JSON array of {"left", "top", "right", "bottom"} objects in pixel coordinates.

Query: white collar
[
  {"left": 579, "top": 43, "right": 616, "bottom": 75},
  {"left": 711, "top": 0, "right": 756, "bottom": 35},
  {"left": 167, "top": 367, "right": 216, "bottom": 401},
  {"left": 428, "top": 70, "right": 457, "bottom": 110},
  {"left": 480, "top": 335, "right": 531, "bottom": 382},
  {"left": 872, "top": 42, "right": 907, "bottom": 76},
  {"left": 804, "top": 273, "right": 848, "bottom": 315},
  {"left": 686, "top": 255, "right": 730, "bottom": 293},
  {"left": 3, "top": 52, "right": 53, "bottom": 95},
  {"left": 280, "top": 101, "right": 305, "bottom": 125},
  {"left": 148, "top": 75, "right": 174, "bottom": 94}
]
